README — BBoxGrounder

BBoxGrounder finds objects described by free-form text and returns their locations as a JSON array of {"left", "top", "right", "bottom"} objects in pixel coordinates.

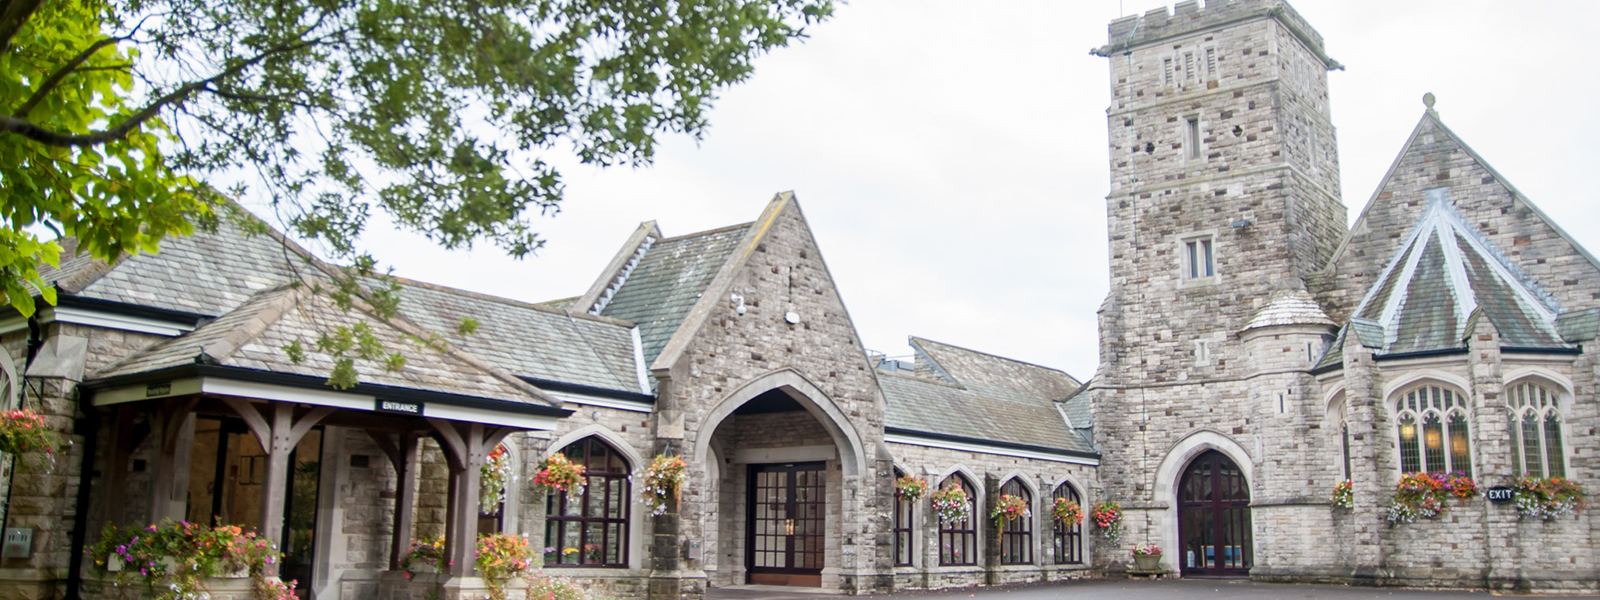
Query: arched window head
[
  {"left": 998, "top": 478, "right": 1033, "bottom": 565},
  {"left": 1328, "top": 392, "right": 1351, "bottom": 481},
  {"left": 1508, "top": 382, "right": 1566, "bottom": 478},
  {"left": 1393, "top": 384, "right": 1471, "bottom": 476},
  {"left": 1050, "top": 483, "right": 1083, "bottom": 565},
  {"left": 544, "top": 436, "right": 631, "bottom": 568},
  {"left": 937, "top": 474, "right": 977, "bottom": 566}
]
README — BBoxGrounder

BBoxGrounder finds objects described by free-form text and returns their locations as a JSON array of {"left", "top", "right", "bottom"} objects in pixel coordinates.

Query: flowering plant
[
  {"left": 401, "top": 535, "right": 447, "bottom": 575},
  {"left": 990, "top": 494, "right": 1030, "bottom": 526},
  {"left": 1331, "top": 480, "right": 1353, "bottom": 509},
  {"left": 1051, "top": 497, "right": 1083, "bottom": 525},
  {"left": 0, "top": 408, "right": 54, "bottom": 459},
  {"left": 930, "top": 484, "right": 971, "bottom": 524},
  {"left": 1091, "top": 500, "right": 1122, "bottom": 543},
  {"left": 1513, "top": 476, "right": 1588, "bottom": 521},
  {"left": 524, "top": 572, "right": 590, "bottom": 600},
  {"left": 477, "top": 533, "right": 535, "bottom": 600},
  {"left": 894, "top": 474, "right": 929, "bottom": 502},
  {"left": 87, "top": 520, "right": 288, "bottom": 600},
  {"left": 639, "top": 454, "right": 687, "bottom": 517},
  {"left": 256, "top": 577, "right": 300, "bottom": 600},
  {"left": 480, "top": 444, "right": 513, "bottom": 513},
  {"left": 1387, "top": 472, "right": 1475, "bottom": 525},
  {"left": 1131, "top": 543, "right": 1162, "bottom": 556},
  {"left": 533, "top": 453, "right": 587, "bottom": 500}
]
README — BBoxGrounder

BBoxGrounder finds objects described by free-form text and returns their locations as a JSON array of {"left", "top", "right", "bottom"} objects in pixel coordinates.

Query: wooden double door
[
  {"left": 745, "top": 462, "right": 825, "bottom": 586},
  {"left": 1177, "top": 450, "right": 1252, "bottom": 577}
]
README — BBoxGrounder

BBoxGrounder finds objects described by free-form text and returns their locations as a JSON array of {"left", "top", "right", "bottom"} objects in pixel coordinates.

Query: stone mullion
[
  {"left": 1339, "top": 332, "right": 1387, "bottom": 571},
  {"left": 1468, "top": 315, "right": 1517, "bottom": 589}
]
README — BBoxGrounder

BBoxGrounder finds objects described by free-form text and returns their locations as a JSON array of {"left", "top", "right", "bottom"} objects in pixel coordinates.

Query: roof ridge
[
  {"left": 379, "top": 273, "right": 637, "bottom": 328},
  {"left": 876, "top": 366, "right": 965, "bottom": 389},
  {"left": 909, "top": 335, "right": 1077, "bottom": 382},
  {"left": 198, "top": 284, "right": 308, "bottom": 363},
  {"left": 655, "top": 221, "right": 755, "bottom": 243}
]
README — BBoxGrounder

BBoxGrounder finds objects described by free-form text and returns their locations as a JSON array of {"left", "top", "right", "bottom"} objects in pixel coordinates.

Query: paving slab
[{"left": 707, "top": 579, "right": 1600, "bottom": 600}]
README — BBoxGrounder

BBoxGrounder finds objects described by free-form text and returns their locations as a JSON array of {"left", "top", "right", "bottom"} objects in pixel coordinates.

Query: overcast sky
[{"left": 330, "top": 0, "right": 1600, "bottom": 381}]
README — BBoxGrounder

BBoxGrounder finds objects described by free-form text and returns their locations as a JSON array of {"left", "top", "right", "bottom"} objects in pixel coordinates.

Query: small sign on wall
[
  {"left": 375, "top": 399, "right": 424, "bottom": 415},
  {"left": 1485, "top": 486, "right": 1515, "bottom": 504},
  {"left": 2, "top": 528, "right": 32, "bottom": 558}
]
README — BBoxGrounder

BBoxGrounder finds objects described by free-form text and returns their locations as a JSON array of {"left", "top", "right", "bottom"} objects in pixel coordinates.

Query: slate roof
[
  {"left": 1347, "top": 189, "right": 1567, "bottom": 355},
  {"left": 599, "top": 224, "right": 751, "bottom": 367},
  {"left": 382, "top": 278, "right": 641, "bottom": 393},
  {"left": 1243, "top": 289, "right": 1335, "bottom": 331},
  {"left": 94, "top": 285, "right": 546, "bottom": 405},
  {"left": 41, "top": 218, "right": 311, "bottom": 317},
  {"left": 880, "top": 338, "right": 1092, "bottom": 455}
]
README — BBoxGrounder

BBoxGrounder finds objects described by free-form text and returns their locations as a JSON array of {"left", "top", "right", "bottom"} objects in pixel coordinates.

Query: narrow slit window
[
  {"left": 1204, "top": 47, "right": 1217, "bottom": 80},
  {"left": 1185, "top": 116, "right": 1201, "bottom": 159},
  {"left": 1164, "top": 57, "right": 1174, "bottom": 88}
]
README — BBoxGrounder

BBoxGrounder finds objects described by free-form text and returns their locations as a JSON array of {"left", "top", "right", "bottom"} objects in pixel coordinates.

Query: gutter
[{"left": 884, "top": 426, "right": 1101, "bottom": 461}]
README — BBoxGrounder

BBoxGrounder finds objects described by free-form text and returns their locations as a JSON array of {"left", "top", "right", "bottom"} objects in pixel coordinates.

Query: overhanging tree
[{"left": 0, "top": 0, "right": 834, "bottom": 316}]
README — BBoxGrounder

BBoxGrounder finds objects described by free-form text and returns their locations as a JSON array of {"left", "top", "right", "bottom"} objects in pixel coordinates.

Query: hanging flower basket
[
  {"left": 1051, "top": 497, "right": 1083, "bottom": 525},
  {"left": 894, "top": 474, "right": 929, "bottom": 502},
  {"left": 533, "top": 453, "right": 587, "bottom": 499},
  {"left": 1331, "top": 479, "right": 1353, "bottom": 509},
  {"left": 0, "top": 408, "right": 54, "bottom": 458},
  {"left": 476, "top": 533, "right": 534, "bottom": 600},
  {"left": 1387, "top": 472, "right": 1476, "bottom": 525},
  {"left": 990, "top": 494, "right": 1030, "bottom": 526},
  {"left": 639, "top": 454, "right": 688, "bottom": 517},
  {"left": 1091, "top": 500, "right": 1122, "bottom": 543},
  {"left": 1513, "top": 476, "right": 1588, "bottom": 521},
  {"left": 930, "top": 484, "right": 971, "bottom": 524},
  {"left": 479, "top": 444, "right": 512, "bottom": 513}
]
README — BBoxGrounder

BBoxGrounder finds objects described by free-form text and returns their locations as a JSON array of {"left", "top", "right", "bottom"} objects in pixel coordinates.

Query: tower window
[
  {"left": 1163, "top": 57, "right": 1174, "bottom": 88},
  {"left": 1182, "top": 235, "right": 1215, "bottom": 281},
  {"left": 1204, "top": 46, "right": 1217, "bottom": 80},
  {"left": 1185, "top": 116, "right": 1201, "bottom": 160}
]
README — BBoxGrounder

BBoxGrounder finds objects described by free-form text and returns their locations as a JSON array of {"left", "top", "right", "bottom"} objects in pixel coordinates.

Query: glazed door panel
[
  {"left": 746, "top": 462, "right": 825, "bottom": 586},
  {"left": 1177, "top": 450, "right": 1252, "bottom": 577}
]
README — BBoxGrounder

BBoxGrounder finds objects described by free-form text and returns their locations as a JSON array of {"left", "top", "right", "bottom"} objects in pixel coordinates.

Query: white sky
[{"left": 338, "top": 0, "right": 1600, "bottom": 381}]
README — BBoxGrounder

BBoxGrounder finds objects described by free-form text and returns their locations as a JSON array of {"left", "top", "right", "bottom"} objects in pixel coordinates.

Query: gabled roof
[
  {"left": 93, "top": 284, "right": 555, "bottom": 407},
  {"left": 597, "top": 222, "right": 752, "bottom": 367},
  {"left": 1348, "top": 188, "right": 1567, "bottom": 354},
  {"left": 880, "top": 337, "right": 1092, "bottom": 456},
  {"left": 41, "top": 216, "right": 314, "bottom": 317}
]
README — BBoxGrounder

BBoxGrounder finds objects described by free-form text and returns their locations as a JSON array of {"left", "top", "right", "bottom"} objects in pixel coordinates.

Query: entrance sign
[
  {"left": 376, "top": 399, "right": 424, "bottom": 415},
  {"left": 1485, "top": 486, "right": 1514, "bottom": 504}
]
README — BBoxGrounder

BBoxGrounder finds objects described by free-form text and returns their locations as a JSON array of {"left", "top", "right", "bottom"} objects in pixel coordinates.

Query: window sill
[{"left": 1181, "top": 275, "right": 1220, "bottom": 289}]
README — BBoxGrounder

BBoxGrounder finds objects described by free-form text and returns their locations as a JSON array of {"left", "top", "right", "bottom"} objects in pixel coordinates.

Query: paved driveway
[{"left": 707, "top": 579, "right": 1600, "bottom": 600}]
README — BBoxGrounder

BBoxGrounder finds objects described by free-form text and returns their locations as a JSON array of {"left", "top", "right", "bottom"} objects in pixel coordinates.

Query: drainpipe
[{"left": 63, "top": 387, "right": 100, "bottom": 599}]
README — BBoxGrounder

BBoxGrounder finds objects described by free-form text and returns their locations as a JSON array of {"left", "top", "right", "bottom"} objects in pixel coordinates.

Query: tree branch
[
  {"left": 0, "top": 0, "right": 42, "bottom": 54},
  {"left": 13, "top": 37, "right": 127, "bottom": 118},
  {"left": 1, "top": 28, "right": 346, "bottom": 148}
]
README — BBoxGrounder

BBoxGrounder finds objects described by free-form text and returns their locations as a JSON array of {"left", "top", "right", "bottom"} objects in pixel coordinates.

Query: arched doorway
[{"left": 1176, "top": 450, "right": 1251, "bottom": 577}]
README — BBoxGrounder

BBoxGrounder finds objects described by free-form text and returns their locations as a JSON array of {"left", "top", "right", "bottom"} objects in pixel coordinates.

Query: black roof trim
[
  {"left": 1500, "top": 346, "right": 1583, "bottom": 356},
  {"left": 1372, "top": 347, "right": 1470, "bottom": 362},
  {"left": 517, "top": 375, "right": 655, "bottom": 404},
  {"left": 53, "top": 293, "right": 214, "bottom": 325},
  {"left": 1309, "top": 361, "right": 1343, "bottom": 375},
  {"left": 84, "top": 364, "right": 573, "bottom": 418},
  {"left": 884, "top": 426, "right": 1100, "bottom": 460}
]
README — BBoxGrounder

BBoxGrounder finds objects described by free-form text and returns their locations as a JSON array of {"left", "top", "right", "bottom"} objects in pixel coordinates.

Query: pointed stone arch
[
  {"left": 1151, "top": 430, "right": 1255, "bottom": 574},
  {"left": 694, "top": 368, "right": 867, "bottom": 477},
  {"left": 545, "top": 424, "right": 645, "bottom": 470}
]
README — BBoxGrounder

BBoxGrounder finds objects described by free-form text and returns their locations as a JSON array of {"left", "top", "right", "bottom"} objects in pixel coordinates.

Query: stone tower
[{"left": 1087, "top": 0, "right": 1349, "bottom": 576}]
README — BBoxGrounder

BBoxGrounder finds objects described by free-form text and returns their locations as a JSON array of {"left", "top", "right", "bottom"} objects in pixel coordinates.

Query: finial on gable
[{"left": 1423, "top": 92, "right": 1437, "bottom": 116}]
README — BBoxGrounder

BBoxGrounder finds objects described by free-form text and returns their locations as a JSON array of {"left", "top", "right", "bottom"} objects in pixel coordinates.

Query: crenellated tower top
[{"left": 1092, "top": 0, "right": 1340, "bottom": 70}]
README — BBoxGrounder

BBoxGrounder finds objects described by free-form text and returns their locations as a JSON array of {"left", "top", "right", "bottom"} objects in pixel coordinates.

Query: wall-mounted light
[
  {"left": 1231, "top": 219, "right": 1253, "bottom": 228},
  {"left": 730, "top": 293, "right": 747, "bottom": 316}
]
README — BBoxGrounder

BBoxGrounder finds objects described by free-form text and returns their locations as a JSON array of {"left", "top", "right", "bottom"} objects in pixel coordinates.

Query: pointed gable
[
  {"left": 1316, "top": 105, "right": 1600, "bottom": 323},
  {"left": 1347, "top": 189, "right": 1565, "bottom": 354},
  {"left": 597, "top": 223, "right": 751, "bottom": 367}
]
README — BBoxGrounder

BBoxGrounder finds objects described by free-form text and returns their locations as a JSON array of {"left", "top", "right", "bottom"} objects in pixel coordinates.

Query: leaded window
[
  {"left": 999, "top": 479, "right": 1032, "bottom": 565},
  {"left": 1394, "top": 385, "right": 1471, "bottom": 476},
  {"left": 893, "top": 469, "right": 914, "bottom": 567},
  {"left": 1509, "top": 382, "right": 1566, "bottom": 478},
  {"left": 1051, "top": 484, "right": 1083, "bottom": 565},
  {"left": 544, "top": 437, "right": 629, "bottom": 568},
  {"left": 937, "top": 475, "right": 977, "bottom": 566}
]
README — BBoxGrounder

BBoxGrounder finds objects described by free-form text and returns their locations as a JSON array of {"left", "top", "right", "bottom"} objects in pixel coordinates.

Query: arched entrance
[{"left": 1176, "top": 450, "right": 1252, "bottom": 577}]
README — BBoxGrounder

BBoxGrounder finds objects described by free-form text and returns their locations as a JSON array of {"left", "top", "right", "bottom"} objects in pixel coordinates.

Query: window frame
[
  {"left": 1392, "top": 384, "right": 1472, "bottom": 476},
  {"left": 1184, "top": 115, "right": 1202, "bottom": 160},
  {"left": 543, "top": 436, "right": 631, "bottom": 569},
  {"left": 937, "top": 475, "right": 978, "bottom": 567},
  {"left": 1050, "top": 483, "right": 1084, "bottom": 565},
  {"left": 892, "top": 469, "right": 915, "bottom": 567},
  {"left": 1508, "top": 381, "right": 1567, "bottom": 479},
  {"left": 998, "top": 478, "right": 1034, "bottom": 565},
  {"left": 1179, "top": 232, "right": 1219, "bottom": 286}
]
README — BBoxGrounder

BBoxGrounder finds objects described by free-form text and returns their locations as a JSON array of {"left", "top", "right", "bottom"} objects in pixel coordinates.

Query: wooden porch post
[
  {"left": 370, "top": 431, "right": 421, "bottom": 571},
  {"left": 428, "top": 419, "right": 511, "bottom": 578},
  {"left": 149, "top": 398, "right": 198, "bottom": 523},
  {"left": 223, "top": 398, "right": 335, "bottom": 572}
]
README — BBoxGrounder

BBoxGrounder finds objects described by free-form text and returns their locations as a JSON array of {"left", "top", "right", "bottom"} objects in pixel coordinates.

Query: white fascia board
[
  {"left": 43, "top": 306, "right": 194, "bottom": 337},
  {"left": 631, "top": 327, "right": 650, "bottom": 394},
  {"left": 94, "top": 378, "right": 205, "bottom": 405},
  {"left": 550, "top": 391, "right": 654, "bottom": 414},
  {"left": 884, "top": 433, "right": 1100, "bottom": 466},
  {"left": 423, "top": 403, "right": 559, "bottom": 431},
  {"left": 202, "top": 378, "right": 374, "bottom": 411},
  {"left": 0, "top": 315, "right": 27, "bottom": 336}
]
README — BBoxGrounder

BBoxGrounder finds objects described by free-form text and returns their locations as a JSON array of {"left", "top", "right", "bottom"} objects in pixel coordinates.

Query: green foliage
[
  {"left": 1, "top": 0, "right": 834, "bottom": 320},
  {"left": 456, "top": 317, "right": 479, "bottom": 336},
  {"left": 0, "top": 0, "right": 210, "bottom": 316}
]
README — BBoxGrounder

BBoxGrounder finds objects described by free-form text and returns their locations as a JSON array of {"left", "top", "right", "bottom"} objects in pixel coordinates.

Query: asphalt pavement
[{"left": 706, "top": 579, "right": 1600, "bottom": 600}]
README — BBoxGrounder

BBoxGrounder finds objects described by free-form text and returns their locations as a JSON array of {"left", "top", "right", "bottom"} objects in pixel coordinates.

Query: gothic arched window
[
  {"left": 1050, "top": 483, "right": 1083, "bottom": 565},
  {"left": 998, "top": 478, "right": 1033, "bottom": 565},
  {"left": 1393, "top": 384, "right": 1471, "bottom": 476},
  {"left": 544, "top": 437, "right": 630, "bottom": 567},
  {"left": 937, "top": 474, "right": 977, "bottom": 566},
  {"left": 1508, "top": 382, "right": 1566, "bottom": 479}
]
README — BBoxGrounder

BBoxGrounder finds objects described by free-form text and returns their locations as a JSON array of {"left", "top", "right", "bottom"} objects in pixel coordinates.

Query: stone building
[
  {"left": 1085, "top": 0, "right": 1597, "bottom": 592},
  {"left": 0, "top": 1, "right": 1596, "bottom": 598}
]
